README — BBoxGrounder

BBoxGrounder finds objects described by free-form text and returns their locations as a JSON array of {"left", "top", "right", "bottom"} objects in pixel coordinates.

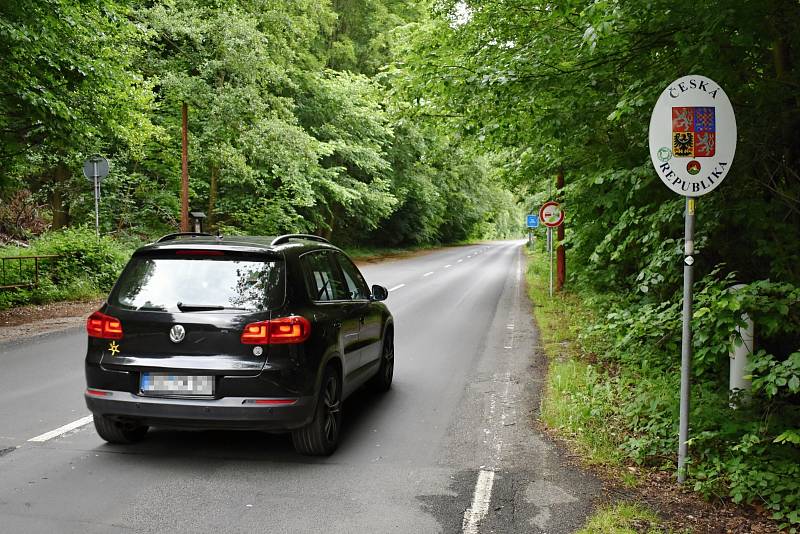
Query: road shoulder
[
  {"left": 428, "top": 243, "right": 602, "bottom": 533},
  {"left": 0, "top": 299, "right": 101, "bottom": 345}
]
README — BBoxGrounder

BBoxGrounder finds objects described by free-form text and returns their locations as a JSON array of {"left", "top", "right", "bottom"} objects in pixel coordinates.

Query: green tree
[{"left": 0, "top": 0, "right": 154, "bottom": 229}]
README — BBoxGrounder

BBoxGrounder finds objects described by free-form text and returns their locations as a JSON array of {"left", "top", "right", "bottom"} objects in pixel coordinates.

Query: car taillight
[
  {"left": 241, "top": 316, "right": 311, "bottom": 345},
  {"left": 86, "top": 311, "right": 124, "bottom": 340}
]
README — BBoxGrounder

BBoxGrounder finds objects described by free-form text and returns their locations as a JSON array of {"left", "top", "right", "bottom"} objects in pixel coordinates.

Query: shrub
[
  {"left": 536, "top": 252, "right": 800, "bottom": 529},
  {"left": 0, "top": 227, "right": 135, "bottom": 309}
]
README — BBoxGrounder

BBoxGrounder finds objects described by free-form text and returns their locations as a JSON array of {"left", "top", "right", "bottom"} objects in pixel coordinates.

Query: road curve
[{"left": 0, "top": 240, "right": 600, "bottom": 533}]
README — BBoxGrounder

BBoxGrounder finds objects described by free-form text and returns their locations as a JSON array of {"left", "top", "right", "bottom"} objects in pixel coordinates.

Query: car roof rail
[
  {"left": 156, "top": 232, "right": 214, "bottom": 243},
  {"left": 271, "top": 234, "right": 331, "bottom": 246}
]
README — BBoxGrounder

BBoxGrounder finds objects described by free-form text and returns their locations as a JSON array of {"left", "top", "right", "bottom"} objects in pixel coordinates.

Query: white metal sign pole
[
  {"left": 83, "top": 156, "right": 108, "bottom": 240},
  {"left": 677, "top": 197, "right": 695, "bottom": 483},
  {"left": 648, "top": 75, "right": 736, "bottom": 484}
]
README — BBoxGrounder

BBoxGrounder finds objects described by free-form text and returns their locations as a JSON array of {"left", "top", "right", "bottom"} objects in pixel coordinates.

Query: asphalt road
[{"left": 0, "top": 241, "right": 600, "bottom": 533}]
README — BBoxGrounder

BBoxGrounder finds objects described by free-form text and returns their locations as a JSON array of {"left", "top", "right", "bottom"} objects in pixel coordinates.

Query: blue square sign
[{"left": 526, "top": 215, "right": 539, "bottom": 228}]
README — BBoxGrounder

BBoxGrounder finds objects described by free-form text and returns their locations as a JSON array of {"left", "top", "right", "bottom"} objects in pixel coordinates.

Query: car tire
[
  {"left": 93, "top": 414, "right": 148, "bottom": 444},
  {"left": 368, "top": 332, "right": 394, "bottom": 392},
  {"left": 292, "top": 366, "right": 342, "bottom": 456}
]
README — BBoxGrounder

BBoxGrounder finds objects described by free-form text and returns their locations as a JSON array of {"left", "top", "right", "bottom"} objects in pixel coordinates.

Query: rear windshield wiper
[
  {"left": 176, "top": 303, "right": 252, "bottom": 312},
  {"left": 176, "top": 302, "right": 226, "bottom": 312}
]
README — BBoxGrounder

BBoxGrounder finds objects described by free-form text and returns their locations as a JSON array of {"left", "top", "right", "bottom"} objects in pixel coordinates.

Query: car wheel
[
  {"left": 292, "top": 366, "right": 342, "bottom": 456},
  {"left": 93, "top": 414, "right": 148, "bottom": 444},
  {"left": 368, "top": 332, "right": 394, "bottom": 392}
]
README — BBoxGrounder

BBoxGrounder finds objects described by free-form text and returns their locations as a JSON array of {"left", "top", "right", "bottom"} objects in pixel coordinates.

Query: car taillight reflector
[
  {"left": 240, "top": 316, "right": 311, "bottom": 345},
  {"left": 86, "top": 389, "right": 111, "bottom": 397},
  {"left": 245, "top": 398, "right": 298, "bottom": 406},
  {"left": 86, "top": 311, "right": 123, "bottom": 339}
]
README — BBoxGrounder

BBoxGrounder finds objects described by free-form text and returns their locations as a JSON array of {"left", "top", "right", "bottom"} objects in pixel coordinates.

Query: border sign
[
  {"left": 649, "top": 75, "right": 736, "bottom": 485},
  {"left": 649, "top": 75, "right": 737, "bottom": 197},
  {"left": 539, "top": 201, "right": 564, "bottom": 227}
]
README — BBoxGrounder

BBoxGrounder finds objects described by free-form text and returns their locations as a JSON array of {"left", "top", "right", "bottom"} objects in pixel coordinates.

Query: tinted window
[
  {"left": 301, "top": 252, "right": 347, "bottom": 302},
  {"left": 110, "top": 255, "right": 284, "bottom": 312},
  {"left": 336, "top": 253, "right": 370, "bottom": 300}
]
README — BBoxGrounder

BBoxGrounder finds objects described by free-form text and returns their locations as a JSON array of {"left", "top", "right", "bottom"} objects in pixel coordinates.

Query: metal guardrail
[{"left": 0, "top": 254, "right": 59, "bottom": 290}]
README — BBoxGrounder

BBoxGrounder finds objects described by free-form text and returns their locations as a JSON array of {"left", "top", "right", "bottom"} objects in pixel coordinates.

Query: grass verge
[
  {"left": 526, "top": 245, "right": 624, "bottom": 466},
  {"left": 576, "top": 503, "right": 666, "bottom": 534},
  {"left": 525, "top": 246, "right": 666, "bottom": 526}
]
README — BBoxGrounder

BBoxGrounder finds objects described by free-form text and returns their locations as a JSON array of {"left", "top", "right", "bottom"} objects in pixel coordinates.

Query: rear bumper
[{"left": 85, "top": 390, "right": 316, "bottom": 431}]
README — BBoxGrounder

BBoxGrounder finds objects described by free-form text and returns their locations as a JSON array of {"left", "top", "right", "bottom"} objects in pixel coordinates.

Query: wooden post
[
  {"left": 181, "top": 102, "right": 190, "bottom": 232},
  {"left": 207, "top": 164, "right": 218, "bottom": 229},
  {"left": 556, "top": 168, "right": 566, "bottom": 291}
]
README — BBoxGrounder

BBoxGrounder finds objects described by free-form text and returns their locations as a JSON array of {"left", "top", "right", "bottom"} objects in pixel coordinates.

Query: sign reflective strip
[{"left": 28, "top": 415, "right": 93, "bottom": 442}]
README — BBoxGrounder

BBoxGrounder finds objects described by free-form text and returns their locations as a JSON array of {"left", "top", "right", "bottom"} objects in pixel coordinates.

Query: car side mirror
[{"left": 371, "top": 284, "right": 388, "bottom": 301}]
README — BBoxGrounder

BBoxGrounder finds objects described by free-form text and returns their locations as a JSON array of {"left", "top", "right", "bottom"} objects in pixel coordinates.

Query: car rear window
[{"left": 110, "top": 253, "right": 284, "bottom": 312}]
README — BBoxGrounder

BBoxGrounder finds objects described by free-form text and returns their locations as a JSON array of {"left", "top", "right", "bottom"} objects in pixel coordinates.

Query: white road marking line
[
  {"left": 444, "top": 264, "right": 452, "bottom": 268},
  {"left": 28, "top": 415, "right": 93, "bottom": 443},
  {"left": 457, "top": 259, "right": 463, "bottom": 263},
  {"left": 504, "top": 323, "right": 515, "bottom": 349},
  {"left": 423, "top": 271, "right": 434, "bottom": 277},
  {"left": 388, "top": 284, "right": 405, "bottom": 292},
  {"left": 462, "top": 469, "right": 495, "bottom": 534}
]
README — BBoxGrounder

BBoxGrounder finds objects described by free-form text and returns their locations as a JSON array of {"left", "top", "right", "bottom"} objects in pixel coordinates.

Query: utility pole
[
  {"left": 556, "top": 167, "right": 566, "bottom": 291},
  {"left": 181, "top": 102, "right": 190, "bottom": 232}
]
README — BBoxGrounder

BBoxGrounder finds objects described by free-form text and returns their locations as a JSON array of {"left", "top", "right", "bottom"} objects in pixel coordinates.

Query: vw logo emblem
[{"left": 169, "top": 324, "right": 186, "bottom": 343}]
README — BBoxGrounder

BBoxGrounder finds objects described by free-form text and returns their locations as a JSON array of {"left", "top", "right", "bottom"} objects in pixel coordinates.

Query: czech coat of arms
[{"left": 672, "top": 107, "right": 715, "bottom": 158}]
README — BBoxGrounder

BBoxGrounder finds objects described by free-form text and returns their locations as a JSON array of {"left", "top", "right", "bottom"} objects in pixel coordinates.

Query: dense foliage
[
  {"left": 403, "top": 0, "right": 800, "bottom": 525},
  {"left": 0, "top": 0, "right": 521, "bottom": 246}
]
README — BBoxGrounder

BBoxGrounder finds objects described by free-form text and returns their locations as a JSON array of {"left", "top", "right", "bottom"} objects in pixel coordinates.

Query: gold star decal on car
[{"left": 108, "top": 341, "right": 120, "bottom": 356}]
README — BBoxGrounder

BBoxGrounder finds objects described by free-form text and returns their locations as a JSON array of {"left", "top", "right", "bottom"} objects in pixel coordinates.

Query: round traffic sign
[
  {"left": 539, "top": 201, "right": 564, "bottom": 227},
  {"left": 83, "top": 155, "right": 109, "bottom": 182},
  {"left": 648, "top": 75, "right": 736, "bottom": 197}
]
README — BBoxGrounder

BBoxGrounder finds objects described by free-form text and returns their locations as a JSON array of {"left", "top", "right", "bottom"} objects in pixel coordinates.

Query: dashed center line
[
  {"left": 423, "top": 271, "right": 434, "bottom": 277},
  {"left": 444, "top": 264, "right": 452, "bottom": 268},
  {"left": 29, "top": 415, "right": 93, "bottom": 443},
  {"left": 388, "top": 284, "right": 405, "bottom": 292},
  {"left": 457, "top": 259, "right": 463, "bottom": 263}
]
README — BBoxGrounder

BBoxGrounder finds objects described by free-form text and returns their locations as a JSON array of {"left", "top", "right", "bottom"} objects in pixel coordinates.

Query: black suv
[{"left": 84, "top": 233, "right": 393, "bottom": 456}]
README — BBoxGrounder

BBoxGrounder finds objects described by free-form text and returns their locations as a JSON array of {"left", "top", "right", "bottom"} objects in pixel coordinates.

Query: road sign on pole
[
  {"left": 649, "top": 75, "right": 736, "bottom": 484},
  {"left": 83, "top": 156, "right": 109, "bottom": 183},
  {"left": 539, "top": 201, "right": 563, "bottom": 297},
  {"left": 539, "top": 201, "right": 564, "bottom": 227},
  {"left": 526, "top": 215, "right": 539, "bottom": 228},
  {"left": 83, "top": 156, "right": 109, "bottom": 239}
]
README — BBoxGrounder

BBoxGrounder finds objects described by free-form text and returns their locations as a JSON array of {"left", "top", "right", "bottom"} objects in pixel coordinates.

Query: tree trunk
[
  {"left": 181, "top": 101, "right": 189, "bottom": 232},
  {"left": 556, "top": 167, "right": 566, "bottom": 291}
]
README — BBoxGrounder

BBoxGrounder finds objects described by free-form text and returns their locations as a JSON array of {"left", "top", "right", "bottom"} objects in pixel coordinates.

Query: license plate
[{"left": 140, "top": 373, "right": 214, "bottom": 396}]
